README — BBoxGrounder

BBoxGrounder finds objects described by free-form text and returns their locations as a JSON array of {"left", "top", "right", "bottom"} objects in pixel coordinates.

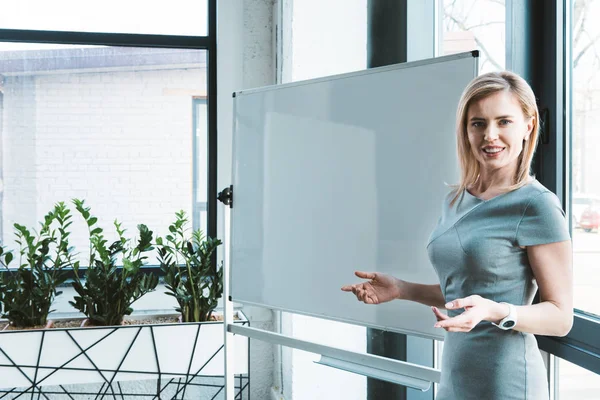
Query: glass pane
[
  {"left": 558, "top": 358, "right": 600, "bottom": 400},
  {"left": 289, "top": 0, "right": 367, "bottom": 81},
  {"left": 0, "top": 0, "right": 208, "bottom": 36},
  {"left": 284, "top": 315, "right": 367, "bottom": 400},
  {"left": 194, "top": 98, "right": 208, "bottom": 235},
  {"left": 0, "top": 44, "right": 207, "bottom": 267},
  {"left": 440, "top": 0, "right": 505, "bottom": 73},
  {"left": 570, "top": 0, "right": 600, "bottom": 317},
  {"left": 434, "top": 340, "right": 445, "bottom": 398}
]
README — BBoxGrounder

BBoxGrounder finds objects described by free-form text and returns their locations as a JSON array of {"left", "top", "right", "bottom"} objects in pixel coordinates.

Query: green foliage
[
  {"left": 0, "top": 246, "right": 16, "bottom": 316},
  {"left": 157, "top": 211, "right": 223, "bottom": 323},
  {"left": 1, "top": 202, "right": 73, "bottom": 328},
  {"left": 70, "top": 199, "right": 158, "bottom": 326}
]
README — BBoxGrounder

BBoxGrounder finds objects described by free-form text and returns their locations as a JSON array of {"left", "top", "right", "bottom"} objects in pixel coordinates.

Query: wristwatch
[{"left": 492, "top": 302, "right": 518, "bottom": 330}]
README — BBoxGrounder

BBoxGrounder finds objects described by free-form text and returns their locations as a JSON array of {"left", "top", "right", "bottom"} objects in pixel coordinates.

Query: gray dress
[{"left": 427, "top": 180, "right": 570, "bottom": 400}]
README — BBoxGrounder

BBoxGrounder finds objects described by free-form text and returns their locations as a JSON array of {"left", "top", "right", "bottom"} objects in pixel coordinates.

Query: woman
[{"left": 341, "top": 71, "right": 573, "bottom": 400}]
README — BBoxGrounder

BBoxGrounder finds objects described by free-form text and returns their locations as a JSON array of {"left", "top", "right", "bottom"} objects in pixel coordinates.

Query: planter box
[{"left": 0, "top": 310, "right": 249, "bottom": 397}]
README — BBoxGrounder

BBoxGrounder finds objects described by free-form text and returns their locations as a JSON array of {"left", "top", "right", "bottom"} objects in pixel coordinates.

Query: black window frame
[{"left": 0, "top": 0, "right": 218, "bottom": 277}]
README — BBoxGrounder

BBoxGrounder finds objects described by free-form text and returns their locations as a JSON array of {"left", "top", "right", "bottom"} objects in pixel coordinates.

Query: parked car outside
[
  {"left": 580, "top": 205, "right": 600, "bottom": 232},
  {"left": 572, "top": 193, "right": 600, "bottom": 230}
]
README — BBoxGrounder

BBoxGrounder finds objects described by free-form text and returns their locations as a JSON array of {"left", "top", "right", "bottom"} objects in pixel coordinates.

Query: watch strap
[{"left": 492, "top": 302, "right": 517, "bottom": 330}]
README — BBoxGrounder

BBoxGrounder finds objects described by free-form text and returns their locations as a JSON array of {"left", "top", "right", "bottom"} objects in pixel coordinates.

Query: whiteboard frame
[{"left": 229, "top": 50, "right": 478, "bottom": 341}]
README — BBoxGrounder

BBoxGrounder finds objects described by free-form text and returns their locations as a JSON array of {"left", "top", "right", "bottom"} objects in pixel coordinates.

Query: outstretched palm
[{"left": 341, "top": 271, "right": 400, "bottom": 304}]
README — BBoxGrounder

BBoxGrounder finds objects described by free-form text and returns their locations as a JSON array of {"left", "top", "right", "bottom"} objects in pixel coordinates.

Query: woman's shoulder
[
  {"left": 515, "top": 180, "right": 570, "bottom": 245},
  {"left": 512, "top": 179, "right": 561, "bottom": 209},
  {"left": 520, "top": 178, "right": 551, "bottom": 196}
]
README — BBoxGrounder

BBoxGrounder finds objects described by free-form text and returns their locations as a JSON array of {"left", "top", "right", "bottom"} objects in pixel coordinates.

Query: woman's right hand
[{"left": 341, "top": 271, "right": 403, "bottom": 304}]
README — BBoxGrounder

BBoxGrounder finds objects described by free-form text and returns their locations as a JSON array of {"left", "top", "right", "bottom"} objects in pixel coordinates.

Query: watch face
[{"left": 502, "top": 320, "right": 515, "bottom": 328}]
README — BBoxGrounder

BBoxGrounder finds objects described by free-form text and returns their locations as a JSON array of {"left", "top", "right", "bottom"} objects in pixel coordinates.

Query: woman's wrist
[
  {"left": 489, "top": 301, "right": 511, "bottom": 323},
  {"left": 394, "top": 278, "right": 408, "bottom": 301}
]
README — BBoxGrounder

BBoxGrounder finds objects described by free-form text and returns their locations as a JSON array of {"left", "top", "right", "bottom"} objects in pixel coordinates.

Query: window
[
  {"left": 0, "top": 0, "right": 208, "bottom": 36},
  {"left": 0, "top": 0, "right": 216, "bottom": 319},
  {"left": 568, "top": 0, "right": 600, "bottom": 319},
  {"left": 551, "top": 0, "right": 600, "bottom": 395},
  {"left": 193, "top": 98, "right": 208, "bottom": 234},
  {"left": 0, "top": 45, "right": 207, "bottom": 268},
  {"left": 288, "top": 0, "right": 367, "bottom": 81},
  {"left": 557, "top": 358, "right": 600, "bottom": 400},
  {"left": 439, "top": 0, "right": 505, "bottom": 73}
]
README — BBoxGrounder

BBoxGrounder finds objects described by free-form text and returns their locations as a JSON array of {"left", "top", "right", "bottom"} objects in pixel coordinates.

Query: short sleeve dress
[{"left": 426, "top": 180, "right": 570, "bottom": 400}]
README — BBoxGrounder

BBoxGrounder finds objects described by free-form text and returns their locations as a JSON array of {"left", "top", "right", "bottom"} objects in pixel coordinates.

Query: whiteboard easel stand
[
  {"left": 219, "top": 188, "right": 441, "bottom": 400},
  {"left": 219, "top": 186, "right": 236, "bottom": 399}
]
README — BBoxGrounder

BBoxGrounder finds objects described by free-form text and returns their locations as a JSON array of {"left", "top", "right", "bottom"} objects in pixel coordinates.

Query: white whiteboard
[{"left": 230, "top": 53, "right": 478, "bottom": 340}]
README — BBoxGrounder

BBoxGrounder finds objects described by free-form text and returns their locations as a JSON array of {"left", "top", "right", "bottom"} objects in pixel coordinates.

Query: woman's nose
[{"left": 484, "top": 126, "right": 499, "bottom": 141}]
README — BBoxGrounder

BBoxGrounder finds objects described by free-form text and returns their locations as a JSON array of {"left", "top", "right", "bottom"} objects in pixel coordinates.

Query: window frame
[{"left": 0, "top": 0, "right": 218, "bottom": 276}]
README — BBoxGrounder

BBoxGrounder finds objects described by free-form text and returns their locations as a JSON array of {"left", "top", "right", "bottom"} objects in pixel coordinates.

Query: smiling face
[{"left": 466, "top": 90, "right": 534, "bottom": 178}]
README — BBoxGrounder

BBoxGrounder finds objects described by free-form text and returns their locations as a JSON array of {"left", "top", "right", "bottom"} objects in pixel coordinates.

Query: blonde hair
[{"left": 451, "top": 71, "right": 540, "bottom": 206}]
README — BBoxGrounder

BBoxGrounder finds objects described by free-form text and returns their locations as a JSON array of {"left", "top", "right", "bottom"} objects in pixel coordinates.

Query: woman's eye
[
  {"left": 499, "top": 119, "right": 512, "bottom": 125},
  {"left": 471, "top": 122, "right": 484, "bottom": 128}
]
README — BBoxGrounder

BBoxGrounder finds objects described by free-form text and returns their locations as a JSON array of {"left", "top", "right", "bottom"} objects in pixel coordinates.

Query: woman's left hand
[{"left": 431, "top": 295, "right": 508, "bottom": 332}]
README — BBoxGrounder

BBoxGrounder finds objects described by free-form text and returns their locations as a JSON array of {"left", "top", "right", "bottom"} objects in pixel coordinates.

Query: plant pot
[
  {"left": 0, "top": 310, "right": 249, "bottom": 392},
  {"left": 1, "top": 320, "right": 55, "bottom": 331}
]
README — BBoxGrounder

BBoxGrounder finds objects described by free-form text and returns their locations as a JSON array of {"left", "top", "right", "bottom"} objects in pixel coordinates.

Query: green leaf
[
  {"left": 123, "top": 259, "right": 137, "bottom": 273},
  {"left": 87, "top": 217, "right": 98, "bottom": 226}
]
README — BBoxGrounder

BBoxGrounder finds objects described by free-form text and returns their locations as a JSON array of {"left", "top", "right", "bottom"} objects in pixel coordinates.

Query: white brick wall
[
  {"left": 3, "top": 75, "right": 39, "bottom": 239},
  {"left": 2, "top": 66, "right": 207, "bottom": 267}
]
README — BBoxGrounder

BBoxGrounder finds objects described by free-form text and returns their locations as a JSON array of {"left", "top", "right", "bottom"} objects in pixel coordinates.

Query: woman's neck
[{"left": 471, "top": 166, "right": 520, "bottom": 196}]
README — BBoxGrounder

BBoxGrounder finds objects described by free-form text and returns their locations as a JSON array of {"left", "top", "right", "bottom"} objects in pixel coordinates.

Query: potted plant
[
  {"left": 0, "top": 202, "right": 73, "bottom": 329},
  {"left": 0, "top": 204, "right": 249, "bottom": 396},
  {"left": 156, "top": 210, "right": 223, "bottom": 322},
  {"left": 69, "top": 199, "right": 159, "bottom": 326}
]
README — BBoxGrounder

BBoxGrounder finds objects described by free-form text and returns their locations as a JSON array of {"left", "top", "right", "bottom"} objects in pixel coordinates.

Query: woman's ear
[{"left": 524, "top": 116, "right": 534, "bottom": 141}]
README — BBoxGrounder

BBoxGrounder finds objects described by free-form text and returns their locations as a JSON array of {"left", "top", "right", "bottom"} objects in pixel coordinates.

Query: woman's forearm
[
  {"left": 510, "top": 301, "right": 572, "bottom": 337},
  {"left": 396, "top": 280, "right": 446, "bottom": 309}
]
